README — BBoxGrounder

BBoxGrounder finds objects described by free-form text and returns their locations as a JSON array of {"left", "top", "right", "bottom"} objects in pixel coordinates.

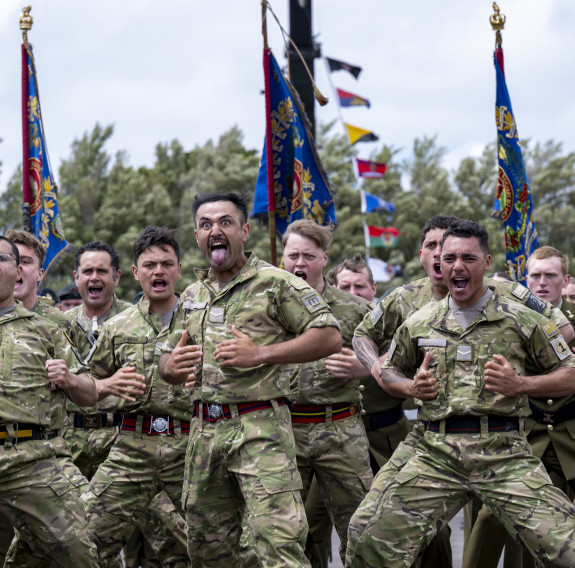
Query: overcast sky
[{"left": 1, "top": 0, "right": 574, "bottom": 192}]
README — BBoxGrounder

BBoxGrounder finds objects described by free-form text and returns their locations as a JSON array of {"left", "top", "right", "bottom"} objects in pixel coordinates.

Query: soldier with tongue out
[{"left": 159, "top": 191, "right": 342, "bottom": 568}]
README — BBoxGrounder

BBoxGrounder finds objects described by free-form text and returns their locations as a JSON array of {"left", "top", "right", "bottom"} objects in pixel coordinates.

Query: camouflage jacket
[
  {"left": 292, "top": 280, "right": 372, "bottom": 405},
  {"left": 384, "top": 291, "right": 575, "bottom": 421},
  {"left": 165, "top": 254, "right": 340, "bottom": 404},
  {"left": 88, "top": 298, "right": 193, "bottom": 419},
  {"left": 0, "top": 303, "right": 86, "bottom": 426}
]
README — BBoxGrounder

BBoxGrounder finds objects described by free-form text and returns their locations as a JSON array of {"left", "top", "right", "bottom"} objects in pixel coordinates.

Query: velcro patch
[
  {"left": 370, "top": 305, "right": 383, "bottom": 325},
  {"left": 182, "top": 300, "right": 207, "bottom": 312},
  {"left": 550, "top": 336, "right": 570, "bottom": 361},
  {"left": 540, "top": 320, "right": 560, "bottom": 339},
  {"left": 456, "top": 345, "right": 472, "bottom": 361},
  {"left": 511, "top": 283, "right": 529, "bottom": 300},
  {"left": 388, "top": 338, "right": 397, "bottom": 359},
  {"left": 289, "top": 278, "right": 307, "bottom": 291},
  {"left": 208, "top": 307, "right": 225, "bottom": 323},
  {"left": 526, "top": 294, "right": 547, "bottom": 315},
  {"left": 417, "top": 338, "right": 447, "bottom": 347},
  {"left": 301, "top": 291, "right": 326, "bottom": 313}
]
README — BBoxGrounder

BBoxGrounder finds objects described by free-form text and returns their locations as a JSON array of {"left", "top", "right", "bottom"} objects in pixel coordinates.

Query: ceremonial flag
[
  {"left": 336, "top": 88, "right": 370, "bottom": 108},
  {"left": 492, "top": 48, "right": 538, "bottom": 284},
  {"left": 360, "top": 190, "right": 394, "bottom": 214},
  {"left": 345, "top": 123, "right": 379, "bottom": 145},
  {"left": 364, "top": 225, "right": 400, "bottom": 248},
  {"left": 22, "top": 41, "right": 72, "bottom": 279},
  {"left": 326, "top": 57, "right": 362, "bottom": 79},
  {"left": 357, "top": 159, "right": 387, "bottom": 179},
  {"left": 253, "top": 50, "right": 336, "bottom": 236}
]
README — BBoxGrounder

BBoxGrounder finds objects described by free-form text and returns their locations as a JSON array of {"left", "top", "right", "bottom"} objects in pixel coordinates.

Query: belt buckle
[
  {"left": 84, "top": 414, "right": 102, "bottom": 429},
  {"left": 151, "top": 416, "right": 169, "bottom": 433},
  {"left": 207, "top": 404, "right": 224, "bottom": 421}
]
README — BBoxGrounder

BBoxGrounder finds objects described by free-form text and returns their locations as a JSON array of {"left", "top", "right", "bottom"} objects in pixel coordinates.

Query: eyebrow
[{"left": 199, "top": 214, "right": 233, "bottom": 223}]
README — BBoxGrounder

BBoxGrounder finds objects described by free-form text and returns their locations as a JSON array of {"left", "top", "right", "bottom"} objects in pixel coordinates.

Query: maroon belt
[
  {"left": 291, "top": 403, "right": 358, "bottom": 424},
  {"left": 194, "top": 399, "right": 286, "bottom": 422},
  {"left": 121, "top": 414, "right": 190, "bottom": 435}
]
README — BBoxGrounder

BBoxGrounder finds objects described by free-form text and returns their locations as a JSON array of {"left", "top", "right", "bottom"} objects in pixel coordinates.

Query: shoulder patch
[
  {"left": 301, "top": 291, "right": 327, "bottom": 313},
  {"left": 540, "top": 320, "right": 560, "bottom": 339},
  {"left": 388, "top": 338, "right": 397, "bottom": 360},
  {"left": 525, "top": 293, "right": 547, "bottom": 315},
  {"left": 550, "top": 336, "right": 570, "bottom": 361},
  {"left": 511, "top": 283, "right": 529, "bottom": 300},
  {"left": 289, "top": 278, "right": 308, "bottom": 291},
  {"left": 370, "top": 304, "right": 384, "bottom": 325}
]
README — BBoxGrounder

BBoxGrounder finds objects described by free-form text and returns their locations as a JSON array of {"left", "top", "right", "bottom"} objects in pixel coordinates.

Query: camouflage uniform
[
  {"left": 0, "top": 303, "right": 98, "bottom": 566},
  {"left": 64, "top": 295, "right": 131, "bottom": 479},
  {"left": 86, "top": 299, "right": 191, "bottom": 568},
  {"left": 164, "top": 254, "right": 340, "bottom": 568},
  {"left": 349, "top": 291, "right": 575, "bottom": 568},
  {"left": 292, "top": 281, "right": 372, "bottom": 563}
]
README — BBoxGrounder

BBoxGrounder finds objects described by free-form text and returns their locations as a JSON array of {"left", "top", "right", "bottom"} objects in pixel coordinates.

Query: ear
[
  {"left": 114, "top": 269, "right": 122, "bottom": 285},
  {"left": 322, "top": 250, "right": 328, "bottom": 268},
  {"left": 132, "top": 265, "right": 139, "bottom": 281},
  {"left": 241, "top": 222, "right": 251, "bottom": 242},
  {"left": 484, "top": 254, "right": 491, "bottom": 272},
  {"left": 563, "top": 274, "right": 571, "bottom": 289}
]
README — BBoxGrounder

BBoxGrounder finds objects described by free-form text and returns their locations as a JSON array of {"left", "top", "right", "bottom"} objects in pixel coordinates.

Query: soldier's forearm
[
  {"left": 353, "top": 336, "right": 381, "bottom": 376},
  {"left": 378, "top": 368, "right": 412, "bottom": 398}
]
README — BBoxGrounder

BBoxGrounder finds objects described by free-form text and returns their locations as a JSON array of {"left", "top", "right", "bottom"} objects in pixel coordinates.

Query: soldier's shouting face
[
  {"left": 441, "top": 235, "right": 491, "bottom": 308},
  {"left": 74, "top": 250, "right": 121, "bottom": 312},
  {"left": 195, "top": 200, "right": 250, "bottom": 282},
  {"left": 0, "top": 239, "right": 22, "bottom": 308}
]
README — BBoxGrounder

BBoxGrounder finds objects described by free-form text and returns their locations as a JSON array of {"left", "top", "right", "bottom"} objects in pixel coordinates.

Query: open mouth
[
  {"left": 452, "top": 278, "right": 468, "bottom": 290},
  {"left": 295, "top": 270, "right": 307, "bottom": 280},
  {"left": 433, "top": 263, "right": 442, "bottom": 279},
  {"left": 88, "top": 285, "right": 103, "bottom": 299},
  {"left": 210, "top": 240, "right": 228, "bottom": 265},
  {"left": 152, "top": 278, "right": 168, "bottom": 292},
  {"left": 14, "top": 278, "right": 23, "bottom": 289}
]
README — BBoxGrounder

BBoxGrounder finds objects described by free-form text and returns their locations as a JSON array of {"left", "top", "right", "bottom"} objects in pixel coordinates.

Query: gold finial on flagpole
[
  {"left": 20, "top": 6, "right": 33, "bottom": 44},
  {"left": 490, "top": 2, "right": 505, "bottom": 48}
]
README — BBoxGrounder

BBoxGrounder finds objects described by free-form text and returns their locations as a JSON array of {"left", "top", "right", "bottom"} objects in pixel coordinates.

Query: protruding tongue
[{"left": 212, "top": 247, "right": 227, "bottom": 265}]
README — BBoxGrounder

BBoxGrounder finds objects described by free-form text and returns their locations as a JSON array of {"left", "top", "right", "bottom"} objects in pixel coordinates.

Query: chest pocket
[
  {"left": 113, "top": 335, "right": 151, "bottom": 376},
  {"left": 417, "top": 339, "right": 449, "bottom": 412}
]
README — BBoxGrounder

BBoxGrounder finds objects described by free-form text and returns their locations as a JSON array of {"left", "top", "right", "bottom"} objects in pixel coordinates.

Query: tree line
[{"left": 1, "top": 123, "right": 575, "bottom": 300}]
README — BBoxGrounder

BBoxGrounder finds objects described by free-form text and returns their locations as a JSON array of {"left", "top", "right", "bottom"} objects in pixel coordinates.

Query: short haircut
[
  {"left": 4, "top": 229, "right": 45, "bottom": 267},
  {"left": 75, "top": 242, "right": 121, "bottom": 277},
  {"left": 420, "top": 215, "right": 461, "bottom": 245},
  {"left": 442, "top": 220, "right": 490, "bottom": 255},
  {"left": 282, "top": 220, "right": 333, "bottom": 251},
  {"left": 527, "top": 246, "right": 569, "bottom": 276},
  {"left": 326, "top": 264, "right": 340, "bottom": 286},
  {"left": 334, "top": 253, "right": 374, "bottom": 285},
  {"left": 192, "top": 190, "right": 249, "bottom": 225},
  {"left": 0, "top": 236, "right": 20, "bottom": 265},
  {"left": 133, "top": 226, "right": 180, "bottom": 265}
]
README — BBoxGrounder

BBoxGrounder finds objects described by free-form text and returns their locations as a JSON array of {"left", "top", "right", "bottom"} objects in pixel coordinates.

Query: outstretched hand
[
  {"left": 162, "top": 331, "right": 202, "bottom": 387},
  {"left": 483, "top": 354, "right": 524, "bottom": 396},
  {"left": 214, "top": 326, "right": 261, "bottom": 368},
  {"left": 411, "top": 352, "right": 438, "bottom": 400}
]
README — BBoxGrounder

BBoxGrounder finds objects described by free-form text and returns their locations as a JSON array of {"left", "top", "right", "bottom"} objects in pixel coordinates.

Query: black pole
[{"left": 288, "top": 0, "right": 320, "bottom": 135}]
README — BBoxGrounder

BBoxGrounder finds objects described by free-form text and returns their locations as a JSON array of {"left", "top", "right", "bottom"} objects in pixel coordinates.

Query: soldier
[
  {"left": 349, "top": 220, "right": 575, "bottom": 568},
  {"left": 159, "top": 191, "right": 342, "bottom": 567},
  {"left": 282, "top": 222, "right": 373, "bottom": 564},
  {"left": 64, "top": 241, "right": 131, "bottom": 477},
  {"left": 0, "top": 235, "right": 99, "bottom": 566},
  {"left": 563, "top": 281, "right": 575, "bottom": 304},
  {"left": 58, "top": 281, "right": 83, "bottom": 312},
  {"left": 86, "top": 226, "right": 190, "bottom": 567},
  {"left": 331, "top": 253, "right": 378, "bottom": 301}
]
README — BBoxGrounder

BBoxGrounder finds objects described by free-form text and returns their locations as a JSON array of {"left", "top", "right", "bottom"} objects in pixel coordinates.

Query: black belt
[
  {"left": 529, "top": 400, "right": 575, "bottom": 426},
  {"left": 362, "top": 405, "right": 404, "bottom": 431},
  {"left": 424, "top": 415, "right": 519, "bottom": 434},
  {"left": 0, "top": 423, "right": 56, "bottom": 445},
  {"left": 69, "top": 412, "right": 123, "bottom": 429}
]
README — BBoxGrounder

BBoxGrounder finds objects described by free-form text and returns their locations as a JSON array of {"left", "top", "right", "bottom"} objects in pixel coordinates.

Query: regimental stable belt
[
  {"left": 291, "top": 403, "right": 358, "bottom": 424},
  {"left": 0, "top": 423, "right": 56, "bottom": 445},
  {"left": 424, "top": 415, "right": 519, "bottom": 434},
  {"left": 194, "top": 399, "right": 287, "bottom": 422},
  {"left": 121, "top": 414, "right": 190, "bottom": 435}
]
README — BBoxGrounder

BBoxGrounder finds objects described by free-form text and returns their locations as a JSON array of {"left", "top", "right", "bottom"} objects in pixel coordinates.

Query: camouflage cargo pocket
[{"left": 258, "top": 468, "right": 303, "bottom": 494}]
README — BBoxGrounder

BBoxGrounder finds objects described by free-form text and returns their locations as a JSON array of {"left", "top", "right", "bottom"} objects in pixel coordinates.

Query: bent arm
[{"left": 353, "top": 335, "right": 385, "bottom": 380}]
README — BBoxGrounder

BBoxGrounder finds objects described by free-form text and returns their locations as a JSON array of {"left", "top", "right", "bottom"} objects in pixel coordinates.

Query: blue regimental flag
[
  {"left": 492, "top": 50, "right": 538, "bottom": 284},
  {"left": 22, "top": 43, "right": 72, "bottom": 279},
  {"left": 253, "top": 50, "right": 336, "bottom": 235}
]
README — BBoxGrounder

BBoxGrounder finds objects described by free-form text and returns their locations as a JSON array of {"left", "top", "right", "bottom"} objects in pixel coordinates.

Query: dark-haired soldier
[
  {"left": 349, "top": 221, "right": 575, "bottom": 567},
  {"left": 86, "top": 226, "right": 191, "bottom": 567},
  {"left": 159, "top": 191, "right": 342, "bottom": 567}
]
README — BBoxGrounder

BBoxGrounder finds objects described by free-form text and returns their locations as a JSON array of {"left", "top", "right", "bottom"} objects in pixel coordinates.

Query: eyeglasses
[{"left": 0, "top": 253, "right": 17, "bottom": 264}]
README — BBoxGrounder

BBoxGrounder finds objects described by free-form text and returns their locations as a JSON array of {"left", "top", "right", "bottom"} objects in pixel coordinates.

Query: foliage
[{"left": 2, "top": 122, "right": 575, "bottom": 301}]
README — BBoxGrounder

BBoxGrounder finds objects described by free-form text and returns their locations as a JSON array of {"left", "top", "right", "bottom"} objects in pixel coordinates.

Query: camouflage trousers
[
  {"left": 348, "top": 426, "right": 575, "bottom": 568},
  {"left": 0, "top": 439, "right": 98, "bottom": 567},
  {"left": 183, "top": 400, "right": 310, "bottom": 568},
  {"left": 294, "top": 413, "right": 372, "bottom": 563},
  {"left": 87, "top": 423, "right": 189, "bottom": 568},
  {"left": 62, "top": 423, "right": 119, "bottom": 479}
]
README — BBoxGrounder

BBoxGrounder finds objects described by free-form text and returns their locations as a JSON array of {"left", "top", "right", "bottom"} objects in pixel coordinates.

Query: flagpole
[
  {"left": 20, "top": 6, "right": 33, "bottom": 233},
  {"left": 261, "top": 0, "right": 277, "bottom": 266},
  {"left": 490, "top": 2, "right": 505, "bottom": 74}
]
